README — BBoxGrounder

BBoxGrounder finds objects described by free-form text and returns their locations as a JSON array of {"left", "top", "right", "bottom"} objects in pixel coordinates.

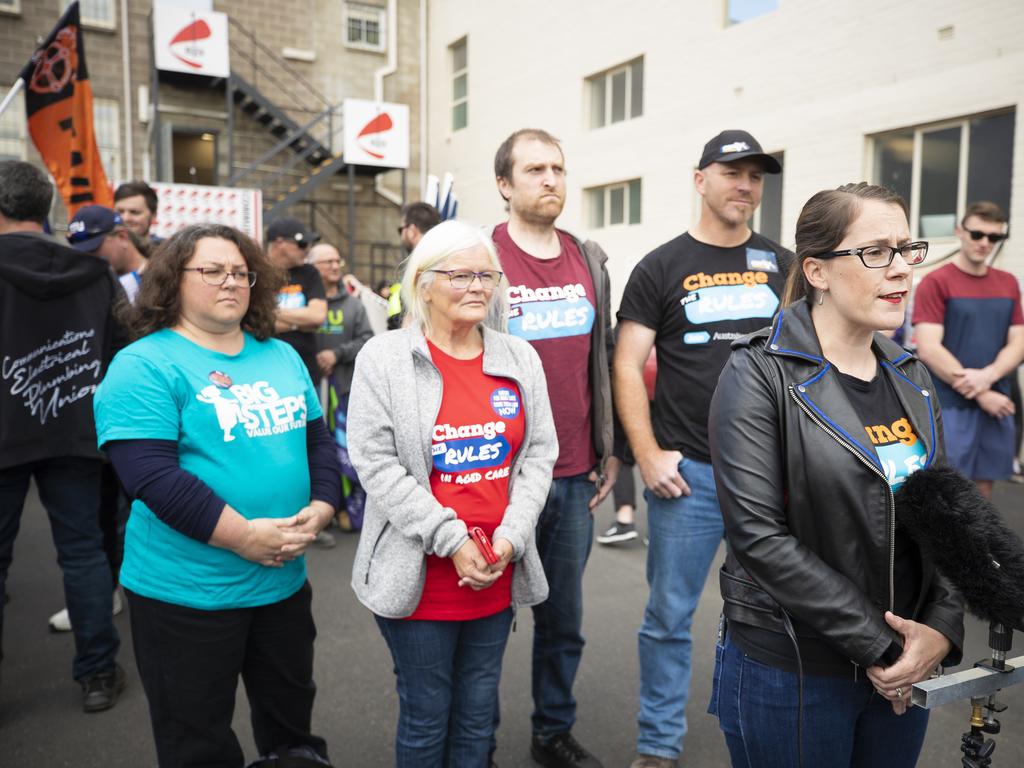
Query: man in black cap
[
  {"left": 67, "top": 205, "right": 148, "bottom": 304},
  {"left": 266, "top": 217, "right": 328, "bottom": 386},
  {"left": 613, "top": 130, "right": 792, "bottom": 767}
]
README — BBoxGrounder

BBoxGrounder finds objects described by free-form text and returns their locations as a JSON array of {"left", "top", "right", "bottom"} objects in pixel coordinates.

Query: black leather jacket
[{"left": 709, "top": 300, "right": 964, "bottom": 671}]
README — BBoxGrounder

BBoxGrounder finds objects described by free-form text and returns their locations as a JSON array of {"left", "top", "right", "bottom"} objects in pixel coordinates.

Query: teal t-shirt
[{"left": 94, "top": 329, "right": 322, "bottom": 610}]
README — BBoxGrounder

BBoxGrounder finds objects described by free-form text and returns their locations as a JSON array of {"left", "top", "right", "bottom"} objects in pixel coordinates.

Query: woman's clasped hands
[{"left": 452, "top": 536, "right": 514, "bottom": 590}]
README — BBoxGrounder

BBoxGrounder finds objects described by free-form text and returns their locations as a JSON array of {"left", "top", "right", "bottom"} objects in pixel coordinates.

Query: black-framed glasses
[
  {"left": 816, "top": 242, "right": 928, "bottom": 269},
  {"left": 964, "top": 228, "right": 1008, "bottom": 244},
  {"left": 426, "top": 269, "right": 503, "bottom": 290},
  {"left": 183, "top": 267, "right": 258, "bottom": 287},
  {"left": 396, "top": 223, "right": 408, "bottom": 236}
]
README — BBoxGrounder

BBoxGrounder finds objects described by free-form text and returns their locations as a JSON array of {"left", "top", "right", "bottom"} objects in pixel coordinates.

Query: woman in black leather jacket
[{"left": 708, "top": 183, "right": 964, "bottom": 768}]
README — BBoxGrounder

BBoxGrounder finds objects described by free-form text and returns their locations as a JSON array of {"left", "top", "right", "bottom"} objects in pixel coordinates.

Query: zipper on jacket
[{"left": 789, "top": 385, "right": 896, "bottom": 612}]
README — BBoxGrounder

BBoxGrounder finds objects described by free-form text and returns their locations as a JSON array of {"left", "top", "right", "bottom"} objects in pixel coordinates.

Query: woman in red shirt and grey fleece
[{"left": 347, "top": 220, "right": 558, "bottom": 768}]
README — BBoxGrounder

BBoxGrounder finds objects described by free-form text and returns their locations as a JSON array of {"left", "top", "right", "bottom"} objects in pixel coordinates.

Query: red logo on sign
[
  {"left": 356, "top": 113, "right": 393, "bottom": 159},
  {"left": 169, "top": 19, "right": 212, "bottom": 69}
]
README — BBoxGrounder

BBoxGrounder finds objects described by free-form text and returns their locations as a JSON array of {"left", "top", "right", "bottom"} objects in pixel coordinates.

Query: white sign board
[
  {"left": 343, "top": 99, "right": 410, "bottom": 169},
  {"left": 153, "top": 5, "right": 230, "bottom": 78},
  {"left": 139, "top": 182, "right": 262, "bottom": 240}
]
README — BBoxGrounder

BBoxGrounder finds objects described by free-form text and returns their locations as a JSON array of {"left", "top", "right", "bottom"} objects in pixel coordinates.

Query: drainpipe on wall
[
  {"left": 419, "top": 0, "right": 426, "bottom": 200},
  {"left": 373, "top": 0, "right": 403, "bottom": 207},
  {"left": 121, "top": 0, "right": 134, "bottom": 177}
]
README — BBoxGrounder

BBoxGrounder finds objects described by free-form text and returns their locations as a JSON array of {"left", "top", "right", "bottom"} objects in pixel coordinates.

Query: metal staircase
[{"left": 222, "top": 17, "right": 353, "bottom": 223}]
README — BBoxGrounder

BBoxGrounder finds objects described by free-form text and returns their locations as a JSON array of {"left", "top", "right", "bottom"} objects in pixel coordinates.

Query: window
[
  {"left": 0, "top": 87, "right": 26, "bottom": 161},
  {"left": 587, "top": 58, "right": 643, "bottom": 129},
  {"left": 64, "top": 0, "right": 115, "bottom": 28},
  {"left": 0, "top": 0, "right": 21, "bottom": 16},
  {"left": 93, "top": 98, "right": 121, "bottom": 182},
  {"left": 726, "top": 0, "right": 779, "bottom": 26},
  {"left": 344, "top": 3, "right": 385, "bottom": 52},
  {"left": 586, "top": 179, "right": 642, "bottom": 228},
  {"left": 872, "top": 110, "right": 1015, "bottom": 238},
  {"left": 451, "top": 38, "right": 468, "bottom": 132},
  {"left": 751, "top": 152, "right": 784, "bottom": 243}
]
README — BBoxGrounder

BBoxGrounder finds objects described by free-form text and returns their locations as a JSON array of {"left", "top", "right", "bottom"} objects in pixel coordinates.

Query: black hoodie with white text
[{"left": 0, "top": 232, "right": 128, "bottom": 469}]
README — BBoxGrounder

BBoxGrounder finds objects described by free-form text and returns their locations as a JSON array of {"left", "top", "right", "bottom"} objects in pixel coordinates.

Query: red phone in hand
[{"left": 469, "top": 526, "right": 499, "bottom": 565}]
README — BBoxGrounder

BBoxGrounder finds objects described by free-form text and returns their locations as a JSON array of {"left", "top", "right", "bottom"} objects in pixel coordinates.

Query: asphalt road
[{"left": 1, "top": 478, "right": 1022, "bottom": 767}]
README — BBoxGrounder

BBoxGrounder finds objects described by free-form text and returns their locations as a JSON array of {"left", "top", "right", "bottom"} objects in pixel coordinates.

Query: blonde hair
[{"left": 400, "top": 220, "right": 508, "bottom": 336}]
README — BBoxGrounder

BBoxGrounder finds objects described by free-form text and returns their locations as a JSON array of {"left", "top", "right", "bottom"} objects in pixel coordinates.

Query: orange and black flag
[{"left": 18, "top": 1, "right": 112, "bottom": 216}]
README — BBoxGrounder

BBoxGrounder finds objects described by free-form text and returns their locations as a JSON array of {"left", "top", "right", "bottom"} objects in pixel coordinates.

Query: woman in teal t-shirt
[{"left": 94, "top": 224, "right": 339, "bottom": 768}]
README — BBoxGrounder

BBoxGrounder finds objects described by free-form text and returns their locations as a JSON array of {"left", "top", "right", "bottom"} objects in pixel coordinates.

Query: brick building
[{"left": 1, "top": 0, "right": 425, "bottom": 285}]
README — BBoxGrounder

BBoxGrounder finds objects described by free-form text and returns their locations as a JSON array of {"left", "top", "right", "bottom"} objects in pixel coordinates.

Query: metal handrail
[
  {"left": 227, "top": 16, "right": 330, "bottom": 111},
  {"left": 227, "top": 106, "right": 335, "bottom": 186}
]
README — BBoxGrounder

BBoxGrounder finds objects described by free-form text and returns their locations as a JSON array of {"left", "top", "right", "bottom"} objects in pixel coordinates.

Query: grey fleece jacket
[{"left": 347, "top": 324, "right": 558, "bottom": 618}]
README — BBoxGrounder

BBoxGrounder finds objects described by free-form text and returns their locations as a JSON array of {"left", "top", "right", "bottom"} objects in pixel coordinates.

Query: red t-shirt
[
  {"left": 408, "top": 341, "right": 525, "bottom": 621},
  {"left": 493, "top": 223, "right": 596, "bottom": 477}
]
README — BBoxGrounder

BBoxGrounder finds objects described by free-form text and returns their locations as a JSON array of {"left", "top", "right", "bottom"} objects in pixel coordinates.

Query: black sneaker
[
  {"left": 596, "top": 522, "right": 638, "bottom": 545},
  {"left": 530, "top": 732, "right": 603, "bottom": 768},
  {"left": 81, "top": 663, "right": 126, "bottom": 713}
]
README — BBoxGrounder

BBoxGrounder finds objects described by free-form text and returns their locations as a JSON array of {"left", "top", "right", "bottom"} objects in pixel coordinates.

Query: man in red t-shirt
[
  {"left": 914, "top": 201, "right": 1024, "bottom": 498},
  {"left": 492, "top": 129, "right": 620, "bottom": 768}
]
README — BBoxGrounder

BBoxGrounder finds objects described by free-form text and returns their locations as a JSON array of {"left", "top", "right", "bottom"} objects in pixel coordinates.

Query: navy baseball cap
[
  {"left": 67, "top": 205, "right": 123, "bottom": 252},
  {"left": 698, "top": 130, "right": 782, "bottom": 173},
  {"left": 266, "top": 217, "right": 320, "bottom": 247}
]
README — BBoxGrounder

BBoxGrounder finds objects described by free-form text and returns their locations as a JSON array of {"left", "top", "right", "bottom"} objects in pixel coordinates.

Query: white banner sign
[
  {"left": 141, "top": 182, "right": 262, "bottom": 240},
  {"left": 153, "top": 5, "right": 230, "bottom": 78},
  {"left": 343, "top": 99, "right": 410, "bottom": 169}
]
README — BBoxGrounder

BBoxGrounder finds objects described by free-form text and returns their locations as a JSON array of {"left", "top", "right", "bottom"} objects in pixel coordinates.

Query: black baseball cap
[
  {"left": 698, "top": 130, "right": 782, "bottom": 173},
  {"left": 266, "top": 217, "right": 320, "bottom": 246},
  {"left": 67, "top": 205, "right": 123, "bottom": 252}
]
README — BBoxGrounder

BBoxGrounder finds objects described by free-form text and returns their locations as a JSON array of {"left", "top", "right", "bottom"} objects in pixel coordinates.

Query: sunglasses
[{"left": 964, "top": 228, "right": 1008, "bottom": 244}]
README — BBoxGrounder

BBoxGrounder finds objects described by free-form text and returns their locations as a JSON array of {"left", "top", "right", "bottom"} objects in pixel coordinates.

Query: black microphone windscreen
[{"left": 895, "top": 465, "right": 1024, "bottom": 631}]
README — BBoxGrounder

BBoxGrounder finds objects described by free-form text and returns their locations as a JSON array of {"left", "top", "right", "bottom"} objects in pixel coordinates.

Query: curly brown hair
[{"left": 122, "top": 223, "right": 284, "bottom": 341}]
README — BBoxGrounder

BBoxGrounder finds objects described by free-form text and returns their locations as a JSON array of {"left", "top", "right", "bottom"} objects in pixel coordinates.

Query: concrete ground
[{"left": 1, "top": 479, "right": 1022, "bottom": 767}]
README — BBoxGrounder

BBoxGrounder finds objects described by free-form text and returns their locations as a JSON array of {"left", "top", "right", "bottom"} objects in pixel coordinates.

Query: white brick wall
[{"left": 426, "top": 0, "right": 1024, "bottom": 307}]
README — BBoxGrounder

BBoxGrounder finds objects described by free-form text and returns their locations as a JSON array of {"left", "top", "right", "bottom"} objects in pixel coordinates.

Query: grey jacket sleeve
[
  {"left": 347, "top": 343, "right": 469, "bottom": 558},
  {"left": 493, "top": 342, "right": 558, "bottom": 560}
]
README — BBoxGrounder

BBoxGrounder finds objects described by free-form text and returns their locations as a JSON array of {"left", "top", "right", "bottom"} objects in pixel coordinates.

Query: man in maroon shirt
[{"left": 492, "top": 129, "right": 620, "bottom": 768}]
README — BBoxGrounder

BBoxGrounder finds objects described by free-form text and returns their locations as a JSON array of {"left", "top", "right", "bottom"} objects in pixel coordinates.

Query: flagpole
[{"left": 0, "top": 78, "right": 25, "bottom": 120}]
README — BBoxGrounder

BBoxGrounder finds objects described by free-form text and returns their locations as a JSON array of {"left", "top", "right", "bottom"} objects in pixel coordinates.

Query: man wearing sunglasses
[
  {"left": 914, "top": 201, "right": 1024, "bottom": 498},
  {"left": 266, "top": 217, "right": 328, "bottom": 386}
]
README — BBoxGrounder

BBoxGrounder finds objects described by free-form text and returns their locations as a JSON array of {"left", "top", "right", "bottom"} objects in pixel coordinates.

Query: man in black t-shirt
[
  {"left": 613, "top": 130, "right": 792, "bottom": 767},
  {"left": 267, "top": 217, "right": 327, "bottom": 385}
]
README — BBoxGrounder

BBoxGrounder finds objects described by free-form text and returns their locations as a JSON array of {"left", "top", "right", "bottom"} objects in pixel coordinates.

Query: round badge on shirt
[
  {"left": 491, "top": 387, "right": 520, "bottom": 418},
  {"left": 208, "top": 371, "right": 233, "bottom": 389}
]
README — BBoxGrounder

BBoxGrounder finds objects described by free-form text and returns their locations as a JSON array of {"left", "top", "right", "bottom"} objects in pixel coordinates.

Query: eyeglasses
[
  {"left": 314, "top": 258, "right": 344, "bottom": 268},
  {"left": 964, "top": 228, "right": 1008, "bottom": 244},
  {"left": 816, "top": 242, "right": 928, "bottom": 269},
  {"left": 426, "top": 269, "right": 503, "bottom": 290},
  {"left": 183, "top": 267, "right": 258, "bottom": 287},
  {"left": 396, "top": 223, "right": 408, "bottom": 236}
]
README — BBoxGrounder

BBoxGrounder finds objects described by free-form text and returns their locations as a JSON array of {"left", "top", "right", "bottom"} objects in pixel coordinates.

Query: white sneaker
[
  {"left": 48, "top": 607, "right": 72, "bottom": 633},
  {"left": 49, "top": 588, "right": 124, "bottom": 632}
]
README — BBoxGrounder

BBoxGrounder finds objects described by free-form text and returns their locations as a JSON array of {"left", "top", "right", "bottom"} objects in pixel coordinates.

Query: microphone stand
[{"left": 912, "top": 623, "right": 1023, "bottom": 767}]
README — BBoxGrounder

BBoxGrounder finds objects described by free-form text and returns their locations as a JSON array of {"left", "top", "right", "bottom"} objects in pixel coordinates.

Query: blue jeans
[
  {"left": 710, "top": 632, "right": 929, "bottom": 767},
  {"left": 376, "top": 608, "right": 513, "bottom": 768},
  {"left": 637, "top": 458, "right": 723, "bottom": 759},
  {"left": 0, "top": 457, "right": 119, "bottom": 681},
  {"left": 532, "top": 473, "right": 594, "bottom": 737}
]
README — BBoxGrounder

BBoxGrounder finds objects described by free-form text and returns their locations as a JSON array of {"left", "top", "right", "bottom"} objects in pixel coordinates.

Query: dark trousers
[
  {"left": 0, "top": 457, "right": 119, "bottom": 680},
  {"left": 98, "top": 462, "right": 130, "bottom": 586},
  {"left": 127, "top": 581, "right": 329, "bottom": 768}
]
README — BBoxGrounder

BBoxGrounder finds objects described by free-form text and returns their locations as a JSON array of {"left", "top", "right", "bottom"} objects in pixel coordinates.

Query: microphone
[{"left": 895, "top": 465, "right": 1024, "bottom": 632}]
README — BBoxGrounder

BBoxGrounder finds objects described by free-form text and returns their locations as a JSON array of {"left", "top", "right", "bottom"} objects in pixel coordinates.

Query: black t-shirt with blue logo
[{"left": 617, "top": 232, "right": 792, "bottom": 462}]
